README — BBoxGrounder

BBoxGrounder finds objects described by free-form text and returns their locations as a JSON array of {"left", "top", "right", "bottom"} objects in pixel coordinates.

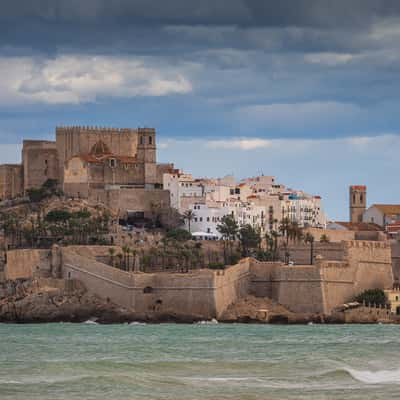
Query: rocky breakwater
[{"left": 0, "top": 278, "right": 136, "bottom": 323}]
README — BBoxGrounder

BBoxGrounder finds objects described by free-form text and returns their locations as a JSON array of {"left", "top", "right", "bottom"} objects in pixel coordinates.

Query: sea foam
[{"left": 344, "top": 367, "right": 400, "bottom": 384}]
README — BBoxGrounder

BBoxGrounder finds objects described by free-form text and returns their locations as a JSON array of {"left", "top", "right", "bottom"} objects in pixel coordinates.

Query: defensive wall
[
  {"left": 2, "top": 240, "right": 394, "bottom": 318},
  {"left": 281, "top": 242, "right": 346, "bottom": 265},
  {"left": 4, "top": 249, "right": 52, "bottom": 280}
]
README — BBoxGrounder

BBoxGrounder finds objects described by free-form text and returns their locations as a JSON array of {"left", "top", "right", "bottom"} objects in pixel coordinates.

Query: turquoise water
[{"left": 0, "top": 323, "right": 399, "bottom": 399}]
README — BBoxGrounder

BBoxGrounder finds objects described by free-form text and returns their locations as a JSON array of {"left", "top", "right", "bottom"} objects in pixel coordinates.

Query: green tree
[
  {"left": 239, "top": 224, "right": 261, "bottom": 257},
  {"left": 320, "top": 234, "right": 330, "bottom": 243},
  {"left": 166, "top": 228, "right": 192, "bottom": 242},
  {"left": 45, "top": 210, "right": 72, "bottom": 223},
  {"left": 356, "top": 289, "right": 387, "bottom": 306},
  {"left": 279, "top": 217, "right": 291, "bottom": 245},
  {"left": 108, "top": 247, "right": 116, "bottom": 267},
  {"left": 217, "top": 215, "right": 239, "bottom": 264}
]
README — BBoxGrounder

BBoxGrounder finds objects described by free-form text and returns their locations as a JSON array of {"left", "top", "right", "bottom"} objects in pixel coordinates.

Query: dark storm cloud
[{"left": 2, "top": 0, "right": 400, "bottom": 27}]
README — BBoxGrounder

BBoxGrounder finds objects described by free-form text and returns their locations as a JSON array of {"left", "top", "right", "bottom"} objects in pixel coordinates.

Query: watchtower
[
  {"left": 349, "top": 185, "right": 366, "bottom": 223},
  {"left": 136, "top": 127, "right": 157, "bottom": 187}
]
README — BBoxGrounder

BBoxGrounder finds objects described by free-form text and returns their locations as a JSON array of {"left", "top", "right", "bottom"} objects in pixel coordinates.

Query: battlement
[
  {"left": 344, "top": 240, "right": 390, "bottom": 249},
  {"left": 56, "top": 126, "right": 140, "bottom": 134},
  {"left": 56, "top": 126, "right": 156, "bottom": 135}
]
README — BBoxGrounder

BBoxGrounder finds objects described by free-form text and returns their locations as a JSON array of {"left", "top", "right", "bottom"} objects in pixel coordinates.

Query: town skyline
[{"left": 0, "top": 1, "right": 399, "bottom": 219}]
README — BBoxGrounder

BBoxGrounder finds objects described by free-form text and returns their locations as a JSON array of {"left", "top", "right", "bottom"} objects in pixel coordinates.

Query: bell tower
[
  {"left": 349, "top": 185, "right": 366, "bottom": 223},
  {"left": 137, "top": 127, "right": 156, "bottom": 188}
]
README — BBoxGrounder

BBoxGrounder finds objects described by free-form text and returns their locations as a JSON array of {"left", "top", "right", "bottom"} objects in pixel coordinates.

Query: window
[
  {"left": 140, "top": 136, "right": 144, "bottom": 145},
  {"left": 207, "top": 217, "right": 210, "bottom": 222},
  {"left": 109, "top": 158, "right": 117, "bottom": 168},
  {"left": 200, "top": 217, "right": 203, "bottom": 222},
  {"left": 149, "top": 135, "right": 153, "bottom": 145}
]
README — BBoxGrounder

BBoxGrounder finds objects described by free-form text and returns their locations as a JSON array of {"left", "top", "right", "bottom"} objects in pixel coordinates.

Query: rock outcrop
[{"left": 0, "top": 278, "right": 136, "bottom": 323}]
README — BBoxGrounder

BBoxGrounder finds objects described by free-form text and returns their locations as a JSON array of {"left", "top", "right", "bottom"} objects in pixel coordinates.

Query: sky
[{"left": 0, "top": 0, "right": 399, "bottom": 220}]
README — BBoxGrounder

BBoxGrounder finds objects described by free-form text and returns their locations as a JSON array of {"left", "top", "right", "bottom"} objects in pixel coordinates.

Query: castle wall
[
  {"left": 4, "top": 240, "right": 391, "bottom": 318},
  {"left": 4, "top": 249, "right": 51, "bottom": 280},
  {"left": 56, "top": 127, "right": 138, "bottom": 177},
  {"left": 88, "top": 188, "right": 170, "bottom": 217},
  {"left": 61, "top": 248, "right": 217, "bottom": 318},
  {"left": 274, "top": 265, "right": 326, "bottom": 314},
  {"left": 281, "top": 242, "right": 345, "bottom": 265},
  {"left": 391, "top": 241, "right": 400, "bottom": 281},
  {"left": 22, "top": 140, "right": 59, "bottom": 191},
  {"left": 213, "top": 259, "right": 251, "bottom": 318},
  {"left": 0, "top": 164, "right": 23, "bottom": 200},
  {"left": 304, "top": 227, "right": 355, "bottom": 242}
]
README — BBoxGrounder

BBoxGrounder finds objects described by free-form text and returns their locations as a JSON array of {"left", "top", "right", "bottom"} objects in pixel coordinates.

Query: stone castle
[{"left": 0, "top": 126, "right": 173, "bottom": 216}]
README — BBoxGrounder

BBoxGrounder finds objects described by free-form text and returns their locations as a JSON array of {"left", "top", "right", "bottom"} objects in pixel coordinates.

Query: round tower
[{"left": 349, "top": 185, "right": 366, "bottom": 223}]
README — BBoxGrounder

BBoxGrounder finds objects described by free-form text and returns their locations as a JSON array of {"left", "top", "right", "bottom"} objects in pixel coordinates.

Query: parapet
[
  {"left": 344, "top": 240, "right": 390, "bottom": 249},
  {"left": 56, "top": 126, "right": 154, "bottom": 135}
]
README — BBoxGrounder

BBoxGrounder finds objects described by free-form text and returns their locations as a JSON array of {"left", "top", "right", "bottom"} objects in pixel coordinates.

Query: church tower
[
  {"left": 349, "top": 185, "right": 366, "bottom": 223},
  {"left": 137, "top": 128, "right": 157, "bottom": 188}
]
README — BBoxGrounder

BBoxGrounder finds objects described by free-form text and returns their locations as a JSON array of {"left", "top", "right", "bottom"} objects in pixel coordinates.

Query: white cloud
[
  {"left": 206, "top": 138, "right": 272, "bottom": 150},
  {"left": 304, "top": 52, "right": 354, "bottom": 66},
  {"left": 0, "top": 55, "right": 192, "bottom": 105}
]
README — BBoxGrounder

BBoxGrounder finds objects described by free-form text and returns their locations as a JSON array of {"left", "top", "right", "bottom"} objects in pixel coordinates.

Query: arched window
[{"left": 149, "top": 135, "right": 153, "bottom": 145}]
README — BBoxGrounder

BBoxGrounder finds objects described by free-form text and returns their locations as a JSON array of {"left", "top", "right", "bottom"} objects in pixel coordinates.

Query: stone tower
[
  {"left": 136, "top": 127, "right": 157, "bottom": 188},
  {"left": 349, "top": 185, "right": 366, "bottom": 223}
]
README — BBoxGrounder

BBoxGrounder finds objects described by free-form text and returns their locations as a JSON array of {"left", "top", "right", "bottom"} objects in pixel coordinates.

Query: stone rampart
[
  {"left": 62, "top": 248, "right": 218, "bottom": 318},
  {"left": 7, "top": 239, "right": 390, "bottom": 319},
  {"left": 281, "top": 242, "right": 345, "bottom": 265},
  {"left": 5, "top": 249, "right": 51, "bottom": 280}
]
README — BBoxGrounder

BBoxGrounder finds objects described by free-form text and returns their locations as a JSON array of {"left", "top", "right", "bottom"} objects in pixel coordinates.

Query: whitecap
[
  {"left": 83, "top": 319, "right": 98, "bottom": 325},
  {"left": 344, "top": 366, "right": 400, "bottom": 384}
]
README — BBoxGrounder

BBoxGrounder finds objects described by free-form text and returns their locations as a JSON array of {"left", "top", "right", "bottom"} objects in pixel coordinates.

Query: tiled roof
[
  {"left": 334, "top": 221, "right": 383, "bottom": 231},
  {"left": 77, "top": 153, "right": 137, "bottom": 164},
  {"left": 371, "top": 204, "right": 400, "bottom": 215}
]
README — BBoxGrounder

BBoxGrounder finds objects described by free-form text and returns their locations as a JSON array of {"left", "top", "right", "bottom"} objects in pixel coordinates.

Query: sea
[{"left": 0, "top": 323, "right": 399, "bottom": 399}]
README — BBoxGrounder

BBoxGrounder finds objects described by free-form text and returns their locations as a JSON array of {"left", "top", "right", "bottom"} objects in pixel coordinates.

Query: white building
[
  {"left": 363, "top": 204, "right": 400, "bottom": 227},
  {"left": 281, "top": 194, "right": 326, "bottom": 228},
  {"left": 163, "top": 170, "right": 204, "bottom": 211}
]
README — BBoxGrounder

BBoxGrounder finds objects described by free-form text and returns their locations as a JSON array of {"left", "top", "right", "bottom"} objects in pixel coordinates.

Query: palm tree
[
  {"left": 122, "top": 245, "right": 129, "bottom": 270},
  {"left": 217, "top": 215, "right": 239, "bottom": 264},
  {"left": 279, "top": 217, "right": 291, "bottom": 245},
  {"left": 108, "top": 247, "right": 115, "bottom": 267},
  {"left": 183, "top": 210, "right": 196, "bottom": 233},
  {"left": 304, "top": 233, "right": 315, "bottom": 265}
]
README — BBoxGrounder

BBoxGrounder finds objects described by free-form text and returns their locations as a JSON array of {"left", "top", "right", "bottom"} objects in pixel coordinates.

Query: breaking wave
[{"left": 343, "top": 366, "right": 400, "bottom": 384}]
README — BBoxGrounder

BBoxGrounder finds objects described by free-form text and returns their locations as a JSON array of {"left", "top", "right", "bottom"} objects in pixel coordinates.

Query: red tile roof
[
  {"left": 77, "top": 153, "right": 137, "bottom": 164},
  {"left": 334, "top": 221, "right": 383, "bottom": 231}
]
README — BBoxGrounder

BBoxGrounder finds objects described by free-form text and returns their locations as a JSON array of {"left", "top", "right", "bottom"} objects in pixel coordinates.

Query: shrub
[
  {"left": 45, "top": 209, "right": 72, "bottom": 223},
  {"left": 207, "top": 262, "right": 225, "bottom": 270},
  {"left": 355, "top": 288, "right": 387, "bottom": 306},
  {"left": 165, "top": 228, "right": 192, "bottom": 242}
]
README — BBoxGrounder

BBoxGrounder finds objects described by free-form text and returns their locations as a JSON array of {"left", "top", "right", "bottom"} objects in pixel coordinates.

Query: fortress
[
  {"left": 0, "top": 126, "right": 173, "bottom": 216},
  {"left": 2, "top": 240, "right": 393, "bottom": 319}
]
